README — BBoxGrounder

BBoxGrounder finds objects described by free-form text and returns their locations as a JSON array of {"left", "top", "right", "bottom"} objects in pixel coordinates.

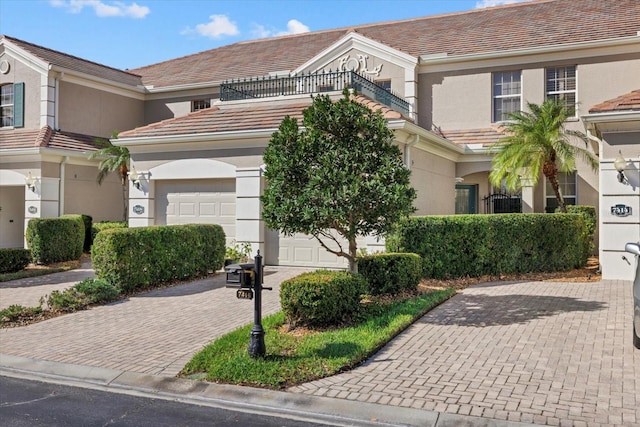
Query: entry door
[{"left": 455, "top": 184, "right": 477, "bottom": 214}]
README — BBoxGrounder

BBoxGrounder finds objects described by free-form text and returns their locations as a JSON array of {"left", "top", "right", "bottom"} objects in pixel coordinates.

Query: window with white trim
[
  {"left": 493, "top": 71, "right": 521, "bottom": 122},
  {"left": 546, "top": 66, "right": 576, "bottom": 116},
  {"left": 191, "top": 99, "right": 211, "bottom": 112},
  {"left": 1, "top": 84, "right": 14, "bottom": 127},
  {"left": 545, "top": 171, "right": 577, "bottom": 212}
]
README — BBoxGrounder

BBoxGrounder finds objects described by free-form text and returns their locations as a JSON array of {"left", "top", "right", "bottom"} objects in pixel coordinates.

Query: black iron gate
[{"left": 483, "top": 193, "right": 522, "bottom": 214}]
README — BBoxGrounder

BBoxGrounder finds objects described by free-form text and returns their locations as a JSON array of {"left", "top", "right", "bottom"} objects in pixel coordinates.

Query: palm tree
[
  {"left": 489, "top": 99, "right": 598, "bottom": 213},
  {"left": 88, "top": 131, "right": 130, "bottom": 221}
]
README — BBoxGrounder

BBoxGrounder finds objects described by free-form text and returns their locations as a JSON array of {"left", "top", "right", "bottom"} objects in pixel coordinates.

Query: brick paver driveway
[
  {"left": 0, "top": 267, "right": 307, "bottom": 377},
  {"left": 290, "top": 279, "right": 640, "bottom": 427}
]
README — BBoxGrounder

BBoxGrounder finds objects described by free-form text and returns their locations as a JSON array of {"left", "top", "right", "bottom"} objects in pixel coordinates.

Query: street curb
[{"left": 0, "top": 354, "right": 541, "bottom": 427}]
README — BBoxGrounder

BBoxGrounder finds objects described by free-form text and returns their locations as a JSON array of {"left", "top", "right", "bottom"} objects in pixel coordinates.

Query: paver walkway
[
  {"left": 289, "top": 279, "right": 640, "bottom": 427},
  {"left": 0, "top": 257, "right": 94, "bottom": 310}
]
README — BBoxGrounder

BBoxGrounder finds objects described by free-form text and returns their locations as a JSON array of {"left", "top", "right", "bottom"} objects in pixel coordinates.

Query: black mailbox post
[
  {"left": 226, "top": 251, "right": 271, "bottom": 358},
  {"left": 225, "top": 263, "right": 255, "bottom": 288}
]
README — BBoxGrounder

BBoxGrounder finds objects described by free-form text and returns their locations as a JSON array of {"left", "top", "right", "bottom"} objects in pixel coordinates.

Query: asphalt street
[{"left": 0, "top": 376, "right": 328, "bottom": 427}]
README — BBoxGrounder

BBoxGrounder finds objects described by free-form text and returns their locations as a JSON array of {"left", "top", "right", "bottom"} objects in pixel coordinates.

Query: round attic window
[{"left": 0, "top": 60, "right": 9, "bottom": 74}]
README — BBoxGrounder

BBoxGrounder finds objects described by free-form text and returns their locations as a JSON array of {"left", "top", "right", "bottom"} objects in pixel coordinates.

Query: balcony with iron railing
[{"left": 220, "top": 70, "right": 410, "bottom": 116}]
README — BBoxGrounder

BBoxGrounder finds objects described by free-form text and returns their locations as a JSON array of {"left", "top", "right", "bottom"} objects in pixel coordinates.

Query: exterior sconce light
[
  {"left": 128, "top": 167, "right": 142, "bottom": 190},
  {"left": 128, "top": 167, "right": 149, "bottom": 190},
  {"left": 614, "top": 150, "right": 628, "bottom": 184},
  {"left": 25, "top": 172, "right": 39, "bottom": 192}
]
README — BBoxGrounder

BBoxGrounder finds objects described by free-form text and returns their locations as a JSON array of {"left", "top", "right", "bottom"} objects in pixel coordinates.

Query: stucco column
[
  {"left": 519, "top": 172, "right": 534, "bottom": 213},
  {"left": 235, "top": 167, "right": 264, "bottom": 258},
  {"left": 24, "top": 175, "right": 60, "bottom": 245},
  {"left": 128, "top": 173, "right": 155, "bottom": 227}
]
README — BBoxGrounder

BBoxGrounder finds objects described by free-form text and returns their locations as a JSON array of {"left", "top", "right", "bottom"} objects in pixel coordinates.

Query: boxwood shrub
[
  {"left": 358, "top": 253, "right": 422, "bottom": 295},
  {"left": 389, "top": 213, "right": 589, "bottom": 279},
  {"left": 0, "top": 248, "right": 31, "bottom": 273},
  {"left": 280, "top": 270, "right": 367, "bottom": 328},
  {"left": 92, "top": 224, "right": 225, "bottom": 292},
  {"left": 26, "top": 216, "right": 84, "bottom": 264},
  {"left": 90, "top": 221, "right": 127, "bottom": 248}
]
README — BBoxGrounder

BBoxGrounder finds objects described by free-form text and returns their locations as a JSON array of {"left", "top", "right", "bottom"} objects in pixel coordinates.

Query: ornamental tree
[{"left": 262, "top": 91, "right": 416, "bottom": 273}]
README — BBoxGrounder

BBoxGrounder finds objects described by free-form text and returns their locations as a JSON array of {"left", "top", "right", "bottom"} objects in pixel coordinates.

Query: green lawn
[{"left": 182, "top": 288, "right": 455, "bottom": 389}]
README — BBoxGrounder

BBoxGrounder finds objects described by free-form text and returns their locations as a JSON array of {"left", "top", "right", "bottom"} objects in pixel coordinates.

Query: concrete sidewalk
[{"left": 1, "top": 264, "right": 639, "bottom": 426}]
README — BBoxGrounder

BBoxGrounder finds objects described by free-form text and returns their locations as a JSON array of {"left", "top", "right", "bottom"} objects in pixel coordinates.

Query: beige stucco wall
[
  {"left": 419, "top": 55, "right": 640, "bottom": 133},
  {"left": 409, "top": 146, "right": 455, "bottom": 215},
  {"left": 144, "top": 89, "right": 219, "bottom": 124},
  {"left": 58, "top": 81, "right": 144, "bottom": 137},
  {"left": 0, "top": 52, "right": 43, "bottom": 130},
  {"left": 63, "top": 163, "right": 124, "bottom": 222}
]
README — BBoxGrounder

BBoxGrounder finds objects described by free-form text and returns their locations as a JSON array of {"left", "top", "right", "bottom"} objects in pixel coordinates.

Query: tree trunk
[
  {"left": 121, "top": 184, "right": 128, "bottom": 222},
  {"left": 348, "top": 237, "right": 358, "bottom": 273},
  {"left": 547, "top": 174, "right": 566, "bottom": 213}
]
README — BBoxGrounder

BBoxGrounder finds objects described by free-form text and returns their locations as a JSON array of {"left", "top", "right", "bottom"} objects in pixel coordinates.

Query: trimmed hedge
[
  {"left": 26, "top": 216, "right": 84, "bottom": 264},
  {"left": 0, "top": 248, "right": 31, "bottom": 273},
  {"left": 358, "top": 253, "right": 422, "bottom": 295},
  {"left": 92, "top": 224, "right": 225, "bottom": 292},
  {"left": 565, "top": 205, "right": 597, "bottom": 259},
  {"left": 388, "top": 213, "right": 589, "bottom": 279},
  {"left": 74, "top": 214, "right": 93, "bottom": 253},
  {"left": 280, "top": 270, "right": 367, "bottom": 328},
  {"left": 90, "top": 221, "right": 127, "bottom": 248}
]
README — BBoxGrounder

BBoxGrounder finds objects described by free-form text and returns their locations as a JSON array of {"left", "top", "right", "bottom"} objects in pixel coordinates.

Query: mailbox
[{"left": 225, "top": 263, "right": 255, "bottom": 288}]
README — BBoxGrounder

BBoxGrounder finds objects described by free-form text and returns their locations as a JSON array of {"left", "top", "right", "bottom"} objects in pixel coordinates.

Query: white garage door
[
  {"left": 155, "top": 179, "right": 236, "bottom": 242},
  {"left": 276, "top": 231, "right": 367, "bottom": 268}
]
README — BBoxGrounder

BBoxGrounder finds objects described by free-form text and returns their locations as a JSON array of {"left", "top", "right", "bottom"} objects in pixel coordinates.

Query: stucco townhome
[{"left": 1, "top": 0, "right": 638, "bottom": 279}]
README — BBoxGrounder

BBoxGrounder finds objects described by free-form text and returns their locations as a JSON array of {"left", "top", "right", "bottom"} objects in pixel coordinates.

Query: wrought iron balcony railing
[{"left": 220, "top": 70, "right": 409, "bottom": 116}]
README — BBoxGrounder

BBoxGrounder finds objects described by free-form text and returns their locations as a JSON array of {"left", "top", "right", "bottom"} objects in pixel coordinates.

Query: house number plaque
[
  {"left": 133, "top": 205, "right": 145, "bottom": 215},
  {"left": 28, "top": 206, "right": 37, "bottom": 214},
  {"left": 611, "top": 204, "right": 632, "bottom": 217}
]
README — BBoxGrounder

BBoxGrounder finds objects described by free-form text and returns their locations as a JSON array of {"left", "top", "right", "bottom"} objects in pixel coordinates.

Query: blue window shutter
[{"left": 13, "top": 82, "right": 24, "bottom": 128}]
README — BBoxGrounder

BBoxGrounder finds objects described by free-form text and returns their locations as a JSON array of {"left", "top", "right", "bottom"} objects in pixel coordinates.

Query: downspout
[
  {"left": 59, "top": 156, "right": 69, "bottom": 216},
  {"left": 405, "top": 134, "right": 419, "bottom": 169}
]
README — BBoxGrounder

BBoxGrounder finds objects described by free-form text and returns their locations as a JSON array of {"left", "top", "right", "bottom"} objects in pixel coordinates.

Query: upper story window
[
  {"left": 546, "top": 66, "right": 576, "bottom": 116},
  {"left": 191, "top": 99, "right": 211, "bottom": 112},
  {"left": 1, "top": 83, "right": 24, "bottom": 128},
  {"left": 375, "top": 80, "right": 392, "bottom": 92},
  {"left": 545, "top": 171, "right": 577, "bottom": 212},
  {"left": 493, "top": 71, "right": 521, "bottom": 122},
  {"left": 1, "top": 84, "right": 14, "bottom": 127}
]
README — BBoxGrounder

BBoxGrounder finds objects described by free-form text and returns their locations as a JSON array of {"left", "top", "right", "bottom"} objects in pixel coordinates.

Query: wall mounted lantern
[
  {"left": 128, "top": 167, "right": 149, "bottom": 190},
  {"left": 25, "top": 172, "right": 39, "bottom": 192},
  {"left": 614, "top": 150, "right": 628, "bottom": 184}
]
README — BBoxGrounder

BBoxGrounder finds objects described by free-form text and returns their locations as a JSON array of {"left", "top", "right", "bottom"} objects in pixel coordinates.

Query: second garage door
[{"left": 155, "top": 179, "right": 236, "bottom": 242}]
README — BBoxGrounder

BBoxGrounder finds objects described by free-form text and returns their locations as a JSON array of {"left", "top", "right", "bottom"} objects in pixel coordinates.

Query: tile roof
[
  {"left": 441, "top": 127, "right": 506, "bottom": 147},
  {"left": 129, "top": 0, "right": 640, "bottom": 88},
  {"left": 119, "top": 95, "right": 409, "bottom": 139},
  {"left": 588, "top": 89, "right": 640, "bottom": 113},
  {"left": 0, "top": 126, "right": 103, "bottom": 152},
  {"left": 1, "top": 35, "right": 143, "bottom": 88}
]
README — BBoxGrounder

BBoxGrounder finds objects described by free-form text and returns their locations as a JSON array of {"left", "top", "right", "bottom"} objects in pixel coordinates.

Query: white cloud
[
  {"left": 251, "top": 19, "right": 310, "bottom": 38},
  {"left": 475, "top": 0, "right": 532, "bottom": 8},
  {"left": 49, "top": 0, "right": 149, "bottom": 18},
  {"left": 182, "top": 14, "right": 239, "bottom": 39}
]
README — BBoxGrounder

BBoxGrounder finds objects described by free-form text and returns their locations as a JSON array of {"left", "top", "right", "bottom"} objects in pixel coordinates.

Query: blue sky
[{"left": 1, "top": 0, "right": 531, "bottom": 70}]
